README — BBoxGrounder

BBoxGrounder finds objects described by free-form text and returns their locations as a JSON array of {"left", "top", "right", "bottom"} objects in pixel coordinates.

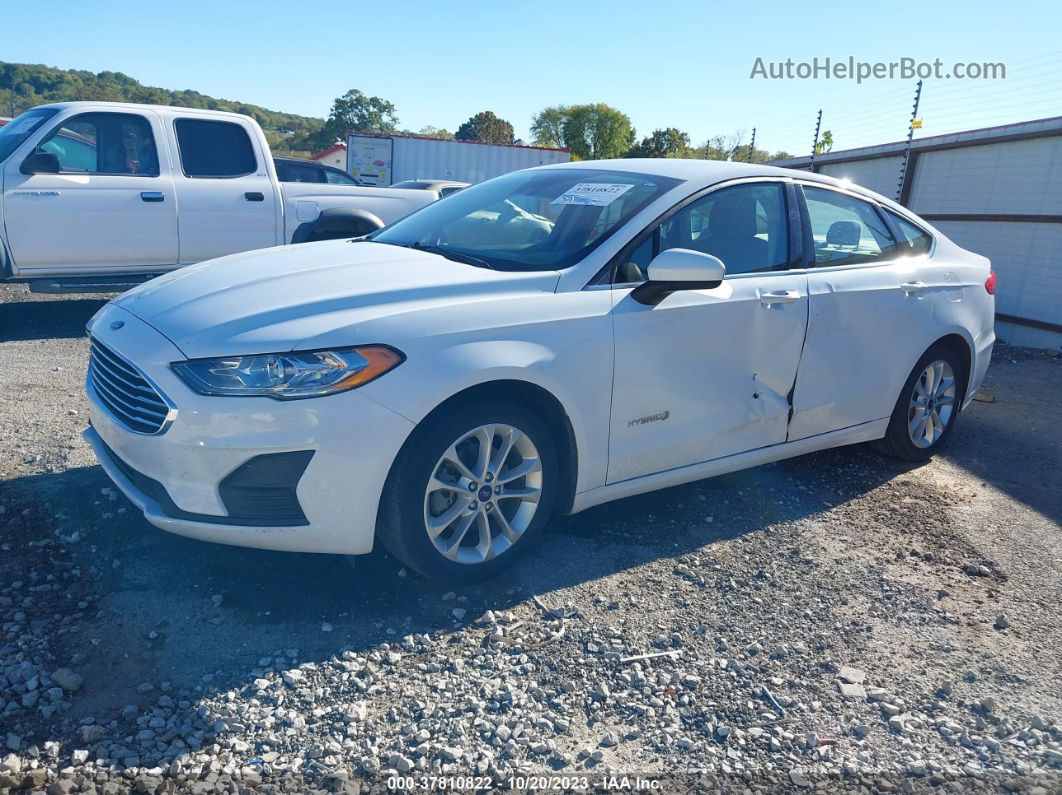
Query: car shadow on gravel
[
  {"left": 939, "top": 353, "right": 1062, "bottom": 525},
  {"left": 0, "top": 298, "right": 109, "bottom": 341},
  {"left": 1, "top": 439, "right": 917, "bottom": 733}
]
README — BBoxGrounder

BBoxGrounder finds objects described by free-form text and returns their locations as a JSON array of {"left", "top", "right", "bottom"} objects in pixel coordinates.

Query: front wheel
[
  {"left": 377, "top": 400, "right": 559, "bottom": 584},
  {"left": 875, "top": 343, "right": 965, "bottom": 462}
]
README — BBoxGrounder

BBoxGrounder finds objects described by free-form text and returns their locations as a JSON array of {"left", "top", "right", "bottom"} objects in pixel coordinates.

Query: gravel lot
[{"left": 1, "top": 284, "right": 1060, "bottom": 794}]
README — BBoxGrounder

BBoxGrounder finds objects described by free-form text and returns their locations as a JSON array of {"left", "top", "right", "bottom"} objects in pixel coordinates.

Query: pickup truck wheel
[{"left": 378, "top": 400, "right": 559, "bottom": 584}]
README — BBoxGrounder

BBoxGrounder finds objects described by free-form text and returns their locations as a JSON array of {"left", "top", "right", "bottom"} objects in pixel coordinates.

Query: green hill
[{"left": 1, "top": 61, "right": 323, "bottom": 149}]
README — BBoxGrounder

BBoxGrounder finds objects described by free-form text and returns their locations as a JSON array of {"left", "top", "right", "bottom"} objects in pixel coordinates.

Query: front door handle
[
  {"left": 900, "top": 281, "right": 928, "bottom": 294},
  {"left": 140, "top": 192, "right": 164, "bottom": 202},
  {"left": 759, "top": 289, "right": 802, "bottom": 306},
  {"left": 244, "top": 191, "right": 265, "bottom": 202}
]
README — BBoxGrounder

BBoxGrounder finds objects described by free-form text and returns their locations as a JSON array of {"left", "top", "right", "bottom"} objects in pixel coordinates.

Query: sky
[{"left": 3, "top": 0, "right": 1060, "bottom": 156}]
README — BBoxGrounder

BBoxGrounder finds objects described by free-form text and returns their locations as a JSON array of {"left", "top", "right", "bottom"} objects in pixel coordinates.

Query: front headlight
[{"left": 170, "top": 345, "right": 404, "bottom": 399}]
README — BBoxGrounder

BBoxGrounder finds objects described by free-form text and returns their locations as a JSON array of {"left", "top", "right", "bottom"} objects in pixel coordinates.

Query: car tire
[
  {"left": 377, "top": 399, "right": 559, "bottom": 584},
  {"left": 875, "top": 342, "right": 966, "bottom": 462}
]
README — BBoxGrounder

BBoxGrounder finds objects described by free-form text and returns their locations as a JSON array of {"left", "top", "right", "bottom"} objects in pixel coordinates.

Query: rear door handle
[
  {"left": 759, "top": 289, "right": 802, "bottom": 306},
  {"left": 901, "top": 281, "right": 928, "bottom": 294},
  {"left": 140, "top": 192, "right": 164, "bottom": 202},
  {"left": 244, "top": 192, "right": 265, "bottom": 202}
]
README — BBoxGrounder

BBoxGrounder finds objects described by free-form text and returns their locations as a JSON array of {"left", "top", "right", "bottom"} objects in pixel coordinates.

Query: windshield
[
  {"left": 370, "top": 168, "right": 682, "bottom": 271},
  {"left": 0, "top": 108, "right": 60, "bottom": 164}
]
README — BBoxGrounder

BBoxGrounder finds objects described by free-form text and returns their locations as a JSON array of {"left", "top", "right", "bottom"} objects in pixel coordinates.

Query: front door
[
  {"left": 2, "top": 110, "right": 178, "bottom": 274},
  {"left": 608, "top": 181, "right": 809, "bottom": 483}
]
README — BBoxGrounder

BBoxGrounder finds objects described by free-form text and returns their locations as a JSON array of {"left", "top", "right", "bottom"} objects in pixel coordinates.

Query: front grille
[{"left": 88, "top": 339, "right": 174, "bottom": 434}]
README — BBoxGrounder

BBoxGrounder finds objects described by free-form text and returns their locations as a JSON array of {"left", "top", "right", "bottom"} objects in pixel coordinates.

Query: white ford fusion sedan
[{"left": 84, "top": 159, "right": 995, "bottom": 583}]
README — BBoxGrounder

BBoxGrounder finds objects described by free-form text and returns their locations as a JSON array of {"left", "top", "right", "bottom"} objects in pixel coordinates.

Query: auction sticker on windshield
[{"left": 551, "top": 183, "right": 635, "bottom": 207}]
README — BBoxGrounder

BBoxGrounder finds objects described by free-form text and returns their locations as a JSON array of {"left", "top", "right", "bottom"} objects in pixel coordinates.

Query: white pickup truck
[{"left": 0, "top": 102, "right": 437, "bottom": 292}]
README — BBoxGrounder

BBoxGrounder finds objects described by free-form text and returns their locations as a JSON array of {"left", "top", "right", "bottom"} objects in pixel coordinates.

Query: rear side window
[
  {"left": 37, "top": 112, "right": 159, "bottom": 176},
  {"left": 802, "top": 186, "right": 899, "bottom": 266},
  {"left": 887, "top": 211, "right": 933, "bottom": 255},
  {"left": 175, "top": 119, "right": 256, "bottom": 177}
]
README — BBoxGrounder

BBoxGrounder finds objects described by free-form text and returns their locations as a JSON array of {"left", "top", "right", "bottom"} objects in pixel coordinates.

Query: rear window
[{"left": 175, "top": 119, "right": 256, "bottom": 178}]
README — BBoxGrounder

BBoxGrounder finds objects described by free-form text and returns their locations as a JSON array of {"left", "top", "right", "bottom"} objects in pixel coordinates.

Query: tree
[
  {"left": 561, "top": 104, "right": 635, "bottom": 160},
  {"left": 1, "top": 60, "right": 323, "bottom": 139},
  {"left": 816, "top": 130, "right": 834, "bottom": 155},
  {"left": 628, "top": 127, "right": 691, "bottom": 158},
  {"left": 700, "top": 131, "right": 745, "bottom": 161},
  {"left": 530, "top": 106, "right": 569, "bottom": 148},
  {"left": 315, "top": 88, "right": 398, "bottom": 148},
  {"left": 417, "top": 125, "right": 454, "bottom": 140},
  {"left": 455, "top": 111, "right": 514, "bottom": 145}
]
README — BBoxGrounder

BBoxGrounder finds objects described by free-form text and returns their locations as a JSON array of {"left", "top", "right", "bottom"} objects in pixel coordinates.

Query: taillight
[{"left": 985, "top": 271, "right": 997, "bottom": 295}]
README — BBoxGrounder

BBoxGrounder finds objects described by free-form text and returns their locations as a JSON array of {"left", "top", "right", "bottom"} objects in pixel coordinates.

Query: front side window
[
  {"left": 175, "top": 119, "right": 256, "bottom": 178},
  {"left": 610, "top": 182, "right": 789, "bottom": 283},
  {"left": 659, "top": 183, "right": 788, "bottom": 275},
  {"left": 370, "top": 168, "right": 682, "bottom": 272},
  {"left": 36, "top": 112, "right": 159, "bottom": 176},
  {"left": 803, "top": 186, "right": 899, "bottom": 266},
  {"left": 0, "top": 107, "right": 59, "bottom": 164},
  {"left": 887, "top": 210, "right": 933, "bottom": 255}
]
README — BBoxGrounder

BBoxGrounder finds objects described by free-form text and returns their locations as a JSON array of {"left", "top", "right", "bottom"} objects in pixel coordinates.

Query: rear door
[
  {"left": 2, "top": 109, "right": 178, "bottom": 274},
  {"left": 169, "top": 117, "right": 280, "bottom": 263},
  {"left": 788, "top": 183, "right": 938, "bottom": 439},
  {"left": 608, "top": 180, "right": 809, "bottom": 482}
]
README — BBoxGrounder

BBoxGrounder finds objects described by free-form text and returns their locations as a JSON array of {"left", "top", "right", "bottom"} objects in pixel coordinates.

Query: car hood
[{"left": 114, "top": 241, "right": 560, "bottom": 359}]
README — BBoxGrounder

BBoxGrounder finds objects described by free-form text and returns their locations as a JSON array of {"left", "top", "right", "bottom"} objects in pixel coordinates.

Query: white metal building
[
  {"left": 774, "top": 117, "right": 1062, "bottom": 349},
  {"left": 345, "top": 133, "right": 570, "bottom": 187}
]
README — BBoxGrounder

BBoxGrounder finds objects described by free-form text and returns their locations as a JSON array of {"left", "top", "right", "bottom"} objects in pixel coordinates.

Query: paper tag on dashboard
[{"left": 551, "top": 183, "right": 634, "bottom": 207}]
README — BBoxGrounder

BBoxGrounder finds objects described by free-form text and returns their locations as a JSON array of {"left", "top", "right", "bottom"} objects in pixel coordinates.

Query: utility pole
[
  {"left": 747, "top": 128, "right": 756, "bottom": 163},
  {"left": 809, "top": 110, "right": 823, "bottom": 171},
  {"left": 896, "top": 80, "right": 923, "bottom": 203}
]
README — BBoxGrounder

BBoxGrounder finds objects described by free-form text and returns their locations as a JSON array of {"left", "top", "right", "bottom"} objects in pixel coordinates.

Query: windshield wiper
[{"left": 412, "top": 243, "right": 495, "bottom": 270}]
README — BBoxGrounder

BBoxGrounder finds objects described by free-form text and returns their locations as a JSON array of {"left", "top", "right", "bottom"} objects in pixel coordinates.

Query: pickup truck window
[
  {"left": 175, "top": 119, "right": 256, "bottom": 178},
  {"left": 0, "top": 107, "right": 60, "bottom": 164},
  {"left": 36, "top": 113, "right": 159, "bottom": 176}
]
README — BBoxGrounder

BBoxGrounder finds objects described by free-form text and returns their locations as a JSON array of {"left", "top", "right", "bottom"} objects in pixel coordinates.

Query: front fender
[{"left": 359, "top": 299, "right": 615, "bottom": 495}]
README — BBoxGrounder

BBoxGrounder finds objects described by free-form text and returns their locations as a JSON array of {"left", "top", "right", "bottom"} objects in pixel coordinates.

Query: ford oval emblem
[{"left": 110, "top": 320, "right": 125, "bottom": 330}]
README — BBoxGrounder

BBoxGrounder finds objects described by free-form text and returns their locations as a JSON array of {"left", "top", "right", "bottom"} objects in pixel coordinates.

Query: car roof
[
  {"left": 31, "top": 101, "right": 254, "bottom": 122},
  {"left": 535, "top": 158, "right": 891, "bottom": 204}
]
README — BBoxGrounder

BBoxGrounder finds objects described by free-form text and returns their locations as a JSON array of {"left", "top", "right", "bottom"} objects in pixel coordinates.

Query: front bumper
[{"left": 85, "top": 304, "right": 416, "bottom": 555}]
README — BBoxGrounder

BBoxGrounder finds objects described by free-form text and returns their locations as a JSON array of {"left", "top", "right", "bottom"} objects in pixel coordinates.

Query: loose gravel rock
[{"left": 1, "top": 288, "right": 1061, "bottom": 793}]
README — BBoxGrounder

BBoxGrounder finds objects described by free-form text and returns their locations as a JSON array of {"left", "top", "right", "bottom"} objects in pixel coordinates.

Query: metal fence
[{"left": 773, "top": 116, "right": 1062, "bottom": 348}]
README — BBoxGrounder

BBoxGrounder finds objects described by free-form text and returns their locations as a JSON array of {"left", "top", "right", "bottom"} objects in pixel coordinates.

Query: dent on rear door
[{"left": 788, "top": 261, "right": 936, "bottom": 440}]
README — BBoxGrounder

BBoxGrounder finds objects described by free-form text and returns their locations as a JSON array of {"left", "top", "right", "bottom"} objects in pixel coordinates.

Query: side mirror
[
  {"left": 631, "top": 248, "right": 726, "bottom": 306},
  {"left": 20, "top": 151, "right": 62, "bottom": 175}
]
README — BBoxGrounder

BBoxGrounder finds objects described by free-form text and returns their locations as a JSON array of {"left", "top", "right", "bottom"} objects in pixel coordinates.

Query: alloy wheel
[
  {"left": 422, "top": 423, "right": 542, "bottom": 564},
  {"left": 907, "top": 359, "right": 956, "bottom": 449}
]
